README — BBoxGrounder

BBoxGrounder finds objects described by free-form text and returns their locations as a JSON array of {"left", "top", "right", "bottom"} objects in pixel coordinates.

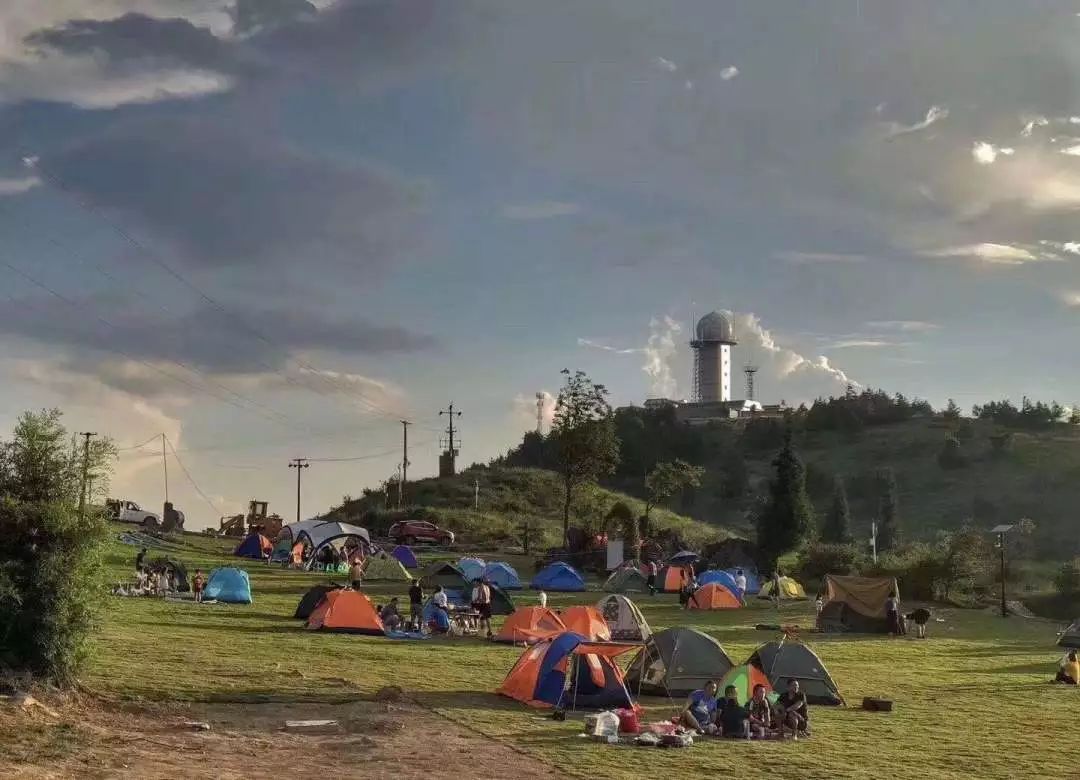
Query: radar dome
[{"left": 695, "top": 310, "right": 735, "bottom": 343}]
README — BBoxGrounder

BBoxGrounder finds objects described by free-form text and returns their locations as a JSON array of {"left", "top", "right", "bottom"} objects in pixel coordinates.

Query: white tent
[{"left": 595, "top": 594, "right": 651, "bottom": 642}]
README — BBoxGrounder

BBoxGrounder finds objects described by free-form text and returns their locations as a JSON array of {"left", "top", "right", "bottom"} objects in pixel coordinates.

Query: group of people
[
  {"left": 682, "top": 679, "right": 810, "bottom": 740},
  {"left": 367, "top": 576, "right": 496, "bottom": 637},
  {"left": 121, "top": 547, "right": 205, "bottom": 601}
]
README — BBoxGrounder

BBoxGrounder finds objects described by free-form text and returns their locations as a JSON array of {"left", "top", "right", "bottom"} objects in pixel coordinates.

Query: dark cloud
[{"left": 233, "top": 0, "right": 318, "bottom": 37}]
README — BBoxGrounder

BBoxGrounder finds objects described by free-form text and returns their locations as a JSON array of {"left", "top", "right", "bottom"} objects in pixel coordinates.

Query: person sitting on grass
[
  {"left": 906, "top": 607, "right": 932, "bottom": 639},
  {"left": 776, "top": 679, "right": 809, "bottom": 739},
  {"left": 747, "top": 684, "right": 773, "bottom": 739},
  {"left": 680, "top": 680, "right": 719, "bottom": 734},
  {"left": 1055, "top": 650, "right": 1079, "bottom": 685},
  {"left": 192, "top": 569, "right": 205, "bottom": 604},
  {"left": 717, "top": 685, "right": 749, "bottom": 738},
  {"left": 380, "top": 597, "right": 402, "bottom": 631}
]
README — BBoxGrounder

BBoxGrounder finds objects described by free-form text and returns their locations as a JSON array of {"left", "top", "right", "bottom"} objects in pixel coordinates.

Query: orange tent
[
  {"left": 306, "top": 589, "right": 385, "bottom": 635},
  {"left": 657, "top": 564, "right": 691, "bottom": 593},
  {"left": 688, "top": 582, "right": 742, "bottom": 610},
  {"left": 494, "top": 606, "right": 567, "bottom": 644},
  {"left": 560, "top": 606, "right": 612, "bottom": 641}
]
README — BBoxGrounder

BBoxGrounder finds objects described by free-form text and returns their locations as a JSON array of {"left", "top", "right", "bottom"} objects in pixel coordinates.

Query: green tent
[
  {"left": 747, "top": 640, "right": 843, "bottom": 705},
  {"left": 421, "top": 562, "right": 471, "bottom": 590},
  {"left": 364, "top": 555, "right": 412, "bottom": 582},
  {"left": 603, "top": 567, "right": 649, "bottom": 594},
  {"left": 625, "top": 626, "right": 735, "bottom": 696},
  {"left": 719, "top": 664, "right": 779, "bottom": 706}
]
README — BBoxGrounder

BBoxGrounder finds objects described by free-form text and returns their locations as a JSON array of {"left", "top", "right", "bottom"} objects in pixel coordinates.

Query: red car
[{"left": 388, "top": 520, "right": 455, "bottom": 546}]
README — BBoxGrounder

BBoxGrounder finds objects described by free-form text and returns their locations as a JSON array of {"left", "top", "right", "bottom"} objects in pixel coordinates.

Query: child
[
  {"left": 815, "top": 594, "right": 824, "bottom": 616},
  {"left": 192, "top": 569, "right": 205, "bottom": 604}
]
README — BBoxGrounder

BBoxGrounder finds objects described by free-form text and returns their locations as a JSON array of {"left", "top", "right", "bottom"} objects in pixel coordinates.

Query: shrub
[
  {"left": 938, "top": 435, "right": 967, "bottom": 469},
  {"left": 797, "top": 542, "right": 863, "bottom": 587},
  {"left": 864, "top": 543, "right": 943, "bottom": 601},
  {"left": 1055, "top": 559, "right": 1080, "bottom": 598}
]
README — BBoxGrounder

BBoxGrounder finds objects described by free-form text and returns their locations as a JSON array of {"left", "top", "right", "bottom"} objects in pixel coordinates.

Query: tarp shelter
[
  {"left": 818, "top": 575, "right": 899, "bottom": 634},
  {"left": 726, "top": 568, "right": 761, "bottom": 595},
  {"left": 391, "top": 545, "right": 419, "bottom": 569},
  {"left": 625, "top": 626, "right": 735, "bottom": 696},
  {"left": 303, "top": 522, "right": 371, "bottom": 571},
  {"left": 306, "top": 589, "right": 385, "bottom": 635},
  {"left": 603, "top": 567, "right": 649, "bottom": 593},
  {"left": 596, "top": 594, "right": 651, "bottom": 642},
  {"left": 1059, "top": 618, "right": 1080, "bottom": 649},
  {"left": 748, "top": 640, "right": 844, "bottom": 705},
  {"left": 494, "top": 606, "right": 567, "bottom": 644},
  {"left": 458, "top": 557, "right": 486, "bottom": 582},
  {"left": 422, "top": 562, "right": 472, "bottom": 591},
  {"left": 758, "top": 576, "right": 807, "bottom": 600},
  {"left": 560, "top": 606, "right": 612, "bottom": 641},
  {"left": 294, "top": 583, "right": 342, "bottom": 619},
  {"left": 669, "top": 550, "right": 699, "bottom": 566},
  {"left": 719, "top": 663, "right": 775, "bottom": 706},
  {"left": 697, "top": 570, "right": 743, "bottom": 597},
  {"left": 420, "top": 582, "right": 515, "bottom": 624},
  {"left": 363, "top": 555, "right": 412, "bottom": 582},
  {"left": 497, "top": 632, "right": 639, "bottom": 710},
  {"left": 531, "top": 562, "right": 586, "bottom": 592},
  {"left": 234, "top": 532, "right": 271, "bottom": 559},
  {"left": 656, "top": 564, "right": 692, "bottom": 593},
  {"left": 204, "top": 567, "right": 252, "bottom": 604},
  {"left": 146, "top": 557, "right": 189, "bottom": 592},
  {"left": 688, "top": 582, "right": 742, "bottom": 610},
  {"left": 483, "top": 561, "right": 523, "bottom": 590}
]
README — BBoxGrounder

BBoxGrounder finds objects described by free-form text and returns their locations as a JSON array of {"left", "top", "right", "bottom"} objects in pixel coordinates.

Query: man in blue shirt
[{"left": 680, "top": 680, "right": 719, "bottom": 732}]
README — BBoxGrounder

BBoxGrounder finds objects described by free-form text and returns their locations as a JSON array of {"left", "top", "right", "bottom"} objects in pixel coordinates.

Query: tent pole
[{"left": 572, "top": 655, "right": 578, "bottom": 713}]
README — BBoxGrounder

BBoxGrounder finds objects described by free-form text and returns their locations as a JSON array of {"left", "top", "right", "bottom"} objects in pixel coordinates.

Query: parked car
[{"left": 388, "top": 520, "right": 454, "bottom": 546}]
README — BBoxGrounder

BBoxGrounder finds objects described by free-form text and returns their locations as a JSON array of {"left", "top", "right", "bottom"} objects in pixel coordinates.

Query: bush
[
  {"left": 864, "top": 543, "right": 943, "bottom": 601},
  {"left": 937, "top": 435, "right": 967, "bottom": 469},
  {"left": 0, "top": 498, "right": 109, "bottom": 683},
  {"left": 1055, "top": 559, "right": 1080, "bottom": 598},
  {"left": 797, "top": 542, "right": 863, "bottom": 586}
]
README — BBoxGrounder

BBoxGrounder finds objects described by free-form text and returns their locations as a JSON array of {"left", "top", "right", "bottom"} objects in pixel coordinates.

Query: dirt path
[{"left": 1, "top": 696, "right": 562, "bottom": 780}]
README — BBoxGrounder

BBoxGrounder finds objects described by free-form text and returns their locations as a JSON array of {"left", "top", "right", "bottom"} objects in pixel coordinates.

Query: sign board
[{"left": 606, "top": 538, "right": 624, "bottom": 571}]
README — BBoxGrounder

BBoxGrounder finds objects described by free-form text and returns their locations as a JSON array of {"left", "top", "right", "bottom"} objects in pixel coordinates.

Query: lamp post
[{"left": 991, "top": 524, "right": 1015, "bottom": 618}]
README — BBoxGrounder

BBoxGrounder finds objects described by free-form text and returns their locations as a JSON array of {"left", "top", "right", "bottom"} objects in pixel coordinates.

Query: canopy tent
[
  {"left": 306, "top": 590, "right": 384, "bottom": 635},
  {"left": 146, "top": 557, "right": 189, "bottom": 592},
  {"left": 497, "top": 632, "right": 639, "bottom": 710},
  {"left": 531, "top": 562, "right": 586, "bottom": 592},
  {"left": 204, "top": 567, "right": 252, "bottom": 604},
  {"left": 1059, "top": 619, "right": 1080, "bottom": 649},
  {"left": 457, "top": 557, "right": 486, "bottom": 582},
  {"left": 748, "top": 640, "right": 844, "bottom": 705},
  {"left": 420, "top": 582, "right": 515, "bottom": 624},
  {"left": 391, "top": 545, "right": 419, "bottom": 569},
  {"left": 625, "top": 626, "right": 735, "bottom": 696},
  {"left": 560, "top": 606, "right": 611, "bottom": 641},
  {"left": 603, "top": 567, "right": 649, "bottom": 594},
  {"left": 595, "top": 594, "right": 651, "bottom": 642},
  {"left": 494, "top": 606, "right": 567, "bottom": 644},
  {"left": 818, "top": 575, "right": 899, "bottom": 634},
  {"left": 294, "top": 583, "right": 342, "bottom": 619},
  {"left": 303, "top": 522, "right": 371, "bottom": 571},
  {"left": 363, "top": 555, "right": 412, "bottom": 582},
  {"left": 697, "top": 570, "right": 743, "bottom": 597},
  {"left": 688, "top": 582, "right": 742, "bottom": 610},
  {"left": 422, "top": 562, "right": 472, "bottom": 591},
  {"left": 668, "top": 550, "right": 699, "bottom": 566},
  {"left": 656, "top": 564, "right": 692, "bottom": 593},
  {"left": 726, "top": 568, "right": 761, "bottom": 595},
  {"left": 758, "top": 576, "right": 808, "bottom": 600},
  {"left": 234, "top": 532, "right": 271, "bottom": 559},
  {"left": 719, "top": 663, "right": 775, "bottom": 706},
  {"left": 483, "top": 561, "right": 523, "bottom": 590}
]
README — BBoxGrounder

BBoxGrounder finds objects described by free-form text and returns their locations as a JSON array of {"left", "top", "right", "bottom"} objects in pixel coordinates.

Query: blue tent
[
  {"left": 498, "top": 631, "right": 635, "bottom": 709},
  {"left": 458, "top": 557, "right": 486, "bottom": 582},
  {"left": 234, "top": 533, "right": 267, "bottom": 559},
  {"left": 392, "top": 545, "right": 419, "bottom": 569},
  {"left": 205, "top": 567, "right": 252, "bottom": 604},
  {"left": 726, "top": 568, "right": 761, "bottom": 595},
  {"left": 698, "top": 569, "right": 744, "bottom": 598},
  {"left": 483, "top": 561, "right": 523, "bottom": 590},
  {"left": 531, "top": 562, "right": 586, "bottom": 592}
]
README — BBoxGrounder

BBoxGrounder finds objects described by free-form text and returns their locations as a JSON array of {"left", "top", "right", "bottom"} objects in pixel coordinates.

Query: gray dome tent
[
  {"left": 625, "top": 626, "right": 735, "bottom": 696},
  {"left": 1059, "top": 618, "right": 1080, "bottom": 649},
  {"left": 603, "top": 567, "right": 649, "bottom": 594},
  {"left": 747, "top": 640, "right": 843, "bottom": 705}
]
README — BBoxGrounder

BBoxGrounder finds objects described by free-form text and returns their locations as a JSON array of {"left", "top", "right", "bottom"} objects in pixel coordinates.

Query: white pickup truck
[{"left": 106, "top": 499, "right": 161, "bottom": 528}]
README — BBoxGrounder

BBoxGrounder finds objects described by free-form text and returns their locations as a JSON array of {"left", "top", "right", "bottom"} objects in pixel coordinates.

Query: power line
[
  {"left": 116, "top": 433, "right": 162, "bottom": 452},
  {"left": 165, "top": 434, "right": 221, "bottom": 517}
]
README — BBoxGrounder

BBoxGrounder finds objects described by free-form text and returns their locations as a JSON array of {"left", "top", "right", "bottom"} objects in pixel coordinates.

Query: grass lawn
[{"left": 82, "top": 530, "right": 1077, "bottom": 780}]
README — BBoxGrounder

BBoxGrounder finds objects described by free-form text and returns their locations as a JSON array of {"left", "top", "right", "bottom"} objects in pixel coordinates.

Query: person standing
[
  {"left": 349, "top": 556, "right": 364, "bottom": 590},
  {"left": 537, "top": 590, "right": 548, "bottom": 608},
  {"left": 472, "top": 578, "right": 493, "bottom": 639},
  {"left": 408, "top": 579, "right": 424, "bottom": 630},
  {"left": 135, "top": 547, "right": 147, "bottom": 574},
  {"left": 646, "top": 560, "right": 658, "bottom": 596},
  {"left": 433, "top": 585, "right": 449, "bottom": 613},
  {"left": 192, "top": 569, "right": 205, "bottom": 604},
  {"left": 772, "top": 570, "right": 782, "bottom": 607},
  {"left": 886, "top": 591, "right": 904, "bottom": 636},
  {"left": 734, "top": 569, "right": 748, "bottom": 595}
]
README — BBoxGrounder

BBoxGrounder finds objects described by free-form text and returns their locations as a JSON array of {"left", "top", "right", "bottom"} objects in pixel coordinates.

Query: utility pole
[
  {"left": 870, "top": 521, "right": 878, "bottom": 564},
  {"left": 400, "top": 420, "right": 411, "bottom": 507},
  {"left": 161, "top": 433, "right": 169, "bottom": 504},
  {"left": 439, "top": 402, "right": 462, "bottom": 475},
  {"left": 992, "top": 524, "right": 1015, "bottom": 618},
  {"left": 535, "top": 392, "right": 545, "bottom": 434},
  {"left": 474, "top": 478, "right": 480, "bottom": 511},
  {"left": 78, "top": 432, "right": 97, "bottom": 519},
  {"left": 395, "top": 465, "right": 403, "bottom": 510},
  {"left": 288, "top": 458, "right": 309, "bottom": 524}
]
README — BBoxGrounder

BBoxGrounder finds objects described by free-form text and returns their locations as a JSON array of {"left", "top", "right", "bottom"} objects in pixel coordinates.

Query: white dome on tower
[{"left": 695, "top": 310, "right": 735, "bottom": 343}]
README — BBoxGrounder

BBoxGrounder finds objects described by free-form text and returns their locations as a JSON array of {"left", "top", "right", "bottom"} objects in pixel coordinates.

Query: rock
[
  {"left": 374, "top": 685, "right": 404, "bottom": 702},
  {"left": 284, "top": 720, "right": 339, "bottom": 732},
  {"left": 183, "top": 721, "right": 211, "bottom": 731},
  {"left": 15, "top": 694, "right": 60, "bottom": 719}
]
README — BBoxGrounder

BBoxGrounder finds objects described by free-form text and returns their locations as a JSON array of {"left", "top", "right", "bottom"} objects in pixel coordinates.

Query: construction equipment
[{"left": 219, "top": 500, "right": 284, "bottom": 538}]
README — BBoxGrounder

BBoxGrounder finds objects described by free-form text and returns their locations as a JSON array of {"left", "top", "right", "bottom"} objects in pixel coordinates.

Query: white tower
[{"left": 691, "top": 311, "right": 736, "bottom": 402}]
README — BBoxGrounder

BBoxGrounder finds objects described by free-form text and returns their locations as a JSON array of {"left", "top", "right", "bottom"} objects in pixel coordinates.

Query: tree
[
  {"left": 943, "top": 399, "right": 961, "bottom": 420},
  {"left": 755, "top": 430, "right": 815, "bottom": 571},
  {"left": 937, "top": 435, "right": 966, "bottom": 469},
  {"left": 1055, "top": 558, "right": 1080, "bottom": 598},
  {"left": 821, "top": 476, "right": 853, "bottom": 544},
  {"left": 939, "top": 525, "right": 992, "bottom": 600},
  {"left": 875, "top": 468, "right": 901, "bottom": 552},
  {"left": 721, "top": 449, "right": 750, "bottom": 499},
  {"left": 605, "top": 501, "right": 639, "bottom": 556},
  {"left": 644, "top": 459, "right": 704, "bottom": 526},
  {"left": 551, "top": 369, "right": 620, "bottom": 545}
]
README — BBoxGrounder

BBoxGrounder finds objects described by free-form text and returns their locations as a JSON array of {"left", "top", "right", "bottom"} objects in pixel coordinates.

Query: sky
[{"left": 2, "top": 1, "right": 1080, "bottom": 528}]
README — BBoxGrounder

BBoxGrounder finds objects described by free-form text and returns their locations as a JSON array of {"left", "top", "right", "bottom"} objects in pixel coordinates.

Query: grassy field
[{"left": 78, "top": 529, "right": 1078, "bottom": 780}]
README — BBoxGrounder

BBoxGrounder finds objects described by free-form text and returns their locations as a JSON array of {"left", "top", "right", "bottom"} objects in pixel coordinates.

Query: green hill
[{"left": 318, "top": 466, "right": 725, "bottom": 549}]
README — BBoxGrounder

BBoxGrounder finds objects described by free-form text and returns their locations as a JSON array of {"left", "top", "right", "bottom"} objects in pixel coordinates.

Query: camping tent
[
  {"left": 497, "top": 632, "right": 638, "bottom": 710},
  {"left": 204, "top": 567, "right": 252, "bottom": 604},
  {"left": 595, "top": 594, "right": 651, "bottom": 642},
  {"left": 688, "top": 582, "right": 742, "bottom": 610},
  {"left": 363, "top": 555, "right": 412, "bottom": 582},
  {"left": 422, "top": 562, "right": 472, "bottom": 591},
  {"left": 531, "top": 562, "right": 586, "bottom": 592},
  {"left": 697, "top": 569, "right": 743, "bottom": 597},
  {"left": 303, "top": 522, "right": 371, "bottom": 571},
  {"left": 726, "top": 568, "right": 761, "bottom": 595},
  {"left": 603, "top": 567, "right": 649, "bottom": 593},
  {"left": 560, "top": 606, "right": 611, "bottom": 641},
  {"left": 234, "top": 532, "right": 271, "bottom": 559},
  {"left": 656, "top": 564, "right": 692, "bottom": 593},
  {"left": 719, "top": 663, "right": 775, "bottom": 706},
  {"left": 483, "top": 561, "right": 523, "bottom": 590},
  {"left": 146, "top": 557, "right": 189, "bottom": 592},
  {"left": 669, "top": 550, "right": 699, "bottom": 566},
  {"left": 1059, "top": 619, "right": 1080, "bottom": 648},
  {"left": 392, "top": 545, "right": 419, "bottom": 569},
  {"left": 747, "top": 640, "right": 844, "bottom": 705},
  {"left": 625, "top": 626, "right": 735, "bottom": 696},
  {"left": 494, "top": 606, "right": 567, "bottom": 644},
  {"left": 294, "top": 583, "right": 342, "bottom": 619},
  {"left": 818, "top": 574, "right": 899, "bottom": 633},
  {"left": 457, "top": 557, "right": 486, "bottom": 582},
  {"left": 306, "top": 589, "right": 385, "bottom": 635},
  {"left": 758, "top": 576, "right": 808, "bottom": 600}
]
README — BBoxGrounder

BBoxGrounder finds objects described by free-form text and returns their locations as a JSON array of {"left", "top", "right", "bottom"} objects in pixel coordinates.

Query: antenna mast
[{"left": 535, "top": 392, "right": 545, "bottom": 434}]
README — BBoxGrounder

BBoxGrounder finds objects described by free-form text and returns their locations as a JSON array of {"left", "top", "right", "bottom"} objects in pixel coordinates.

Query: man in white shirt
[
  {"left": 735, "top": 569, "right": 747, "bottom": 594},
  {"left": 433, "top": 586, "right": 449, "bottom": 611},
  {"left": 538, "top": 590, "right": 548, "bottom": 608}
]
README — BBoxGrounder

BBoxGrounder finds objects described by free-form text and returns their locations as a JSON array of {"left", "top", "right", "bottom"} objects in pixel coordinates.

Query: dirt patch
[{"left": 0, "top": 695, "right": 561, "bottom": 779}]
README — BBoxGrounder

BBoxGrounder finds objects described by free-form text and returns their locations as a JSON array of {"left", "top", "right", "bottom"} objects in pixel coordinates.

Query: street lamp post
[{"left": 991, "top": 524, "right": 1015, "bottom": 618}]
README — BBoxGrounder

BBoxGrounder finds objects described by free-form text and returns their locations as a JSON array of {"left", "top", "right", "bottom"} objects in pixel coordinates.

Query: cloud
[
  {"left": 883, "top": 105, "right": 948, "bottom": 138},
  {"left": 1039, "top": 240, "right": 1080, "bottom": 256},
  {"left": 1059, "top": 291, "right": 1080, "bottom": 307},
  {"left": 774, "top": 251, "right": 867, "bottom": 264},
  {"left": 1060, "top": 145, "right": 1080, "bottom": 157},
  {"left": 0, "top": 176, "right": 40, "bottom": 195},
  {"left": 501, "top": 201, "right": 581, "bottom": 220},
  {"left": 1020, "top": 115, "right": 1049, "bottom": 137},
  {"left": 865, "top": 320, "right": 940, "bottom": 333},
  {"left": 577, "top": 338, "right": 638, "bottom": 355},
  {"left": 719, "top": 65, "right": 739, "bottom": 81},
  {"left": 652, "top": 56, "right": 677, "bottom": 72},
  {"left": 641, "top": 316, "right": 682, "bottom": 399},
  {"left": 920, "top": 242, "right": 1048, "bottom": 265},
  {"left": 826, "top": 339, "right": 897, "bottom": 349},
  {"left": 971, "top": 141, "right": 1014, "bottom": 165}
]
